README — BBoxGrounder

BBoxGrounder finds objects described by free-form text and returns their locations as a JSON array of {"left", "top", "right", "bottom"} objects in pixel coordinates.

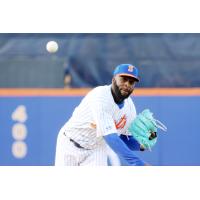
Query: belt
[
  {"left": 69, "top": 138, "right": 85, "bottom": 149},
  {"left": 63, "top": 132, "right": 86, "bottom": 149}
]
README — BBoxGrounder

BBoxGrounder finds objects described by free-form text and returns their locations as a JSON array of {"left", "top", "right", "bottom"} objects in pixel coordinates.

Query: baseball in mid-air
[{"left": 46, "top": 41, "right": 59, "bottom": 53}]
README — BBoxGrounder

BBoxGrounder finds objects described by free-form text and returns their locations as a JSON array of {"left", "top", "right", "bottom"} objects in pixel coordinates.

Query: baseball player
[{"left": 55, "top": 64, "right": 148, "bottom": 166}]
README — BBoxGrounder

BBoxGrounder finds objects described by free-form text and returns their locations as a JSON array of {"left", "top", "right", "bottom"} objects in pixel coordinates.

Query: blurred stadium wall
[
  {"left": 0, "top": 34, "right": 200, "bottom": 166},
  {"left": 0, "top": 89, "right": 200, "bottom": 166}
]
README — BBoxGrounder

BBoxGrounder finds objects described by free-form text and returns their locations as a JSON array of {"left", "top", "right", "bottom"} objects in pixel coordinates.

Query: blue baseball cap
[{"left": 113, "top": 64, "right": 139, "bottom": 82}]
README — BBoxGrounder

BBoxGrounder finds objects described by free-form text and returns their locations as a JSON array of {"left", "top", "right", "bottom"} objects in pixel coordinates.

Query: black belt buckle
[{"left": 70, "top": 138, "right": 84, "bottom": 149}]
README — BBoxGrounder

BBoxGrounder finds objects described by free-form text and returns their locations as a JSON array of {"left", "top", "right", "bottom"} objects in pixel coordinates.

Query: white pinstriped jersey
[{"left": 63, "top": 85, "right": 137, "bottom": 150}]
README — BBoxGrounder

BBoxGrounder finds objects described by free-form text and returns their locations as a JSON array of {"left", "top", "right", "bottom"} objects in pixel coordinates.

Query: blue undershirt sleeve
[
  {"left": 119, "top": 135, "right": 141, "bottom": 151},
  {"left": 103, "top": 133, "right": 145, "bottom": 166}
]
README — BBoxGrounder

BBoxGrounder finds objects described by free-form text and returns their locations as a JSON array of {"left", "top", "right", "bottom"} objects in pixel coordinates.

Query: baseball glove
[{"left": 128, "top": 109, "right": 167, "bottom": 150}]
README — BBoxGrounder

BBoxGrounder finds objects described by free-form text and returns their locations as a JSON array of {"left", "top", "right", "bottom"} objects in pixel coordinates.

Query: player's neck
[{"left": 111, "top": 87, "right": 124, "bottom": 104}]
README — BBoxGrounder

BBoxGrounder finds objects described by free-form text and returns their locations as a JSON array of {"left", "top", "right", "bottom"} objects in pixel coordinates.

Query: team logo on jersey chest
[{"left": 115, "top": 115, "right": 127, "bottom": 129}]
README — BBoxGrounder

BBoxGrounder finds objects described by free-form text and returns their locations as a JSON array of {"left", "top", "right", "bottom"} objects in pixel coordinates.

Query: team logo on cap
[{"left": 128, "top": 65, "right": 134, "bottom": 72}]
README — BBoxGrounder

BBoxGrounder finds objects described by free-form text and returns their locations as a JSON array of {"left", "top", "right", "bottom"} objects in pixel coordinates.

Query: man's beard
[{"left": 112, "top": 79, "right": 132, "bottom": 102}]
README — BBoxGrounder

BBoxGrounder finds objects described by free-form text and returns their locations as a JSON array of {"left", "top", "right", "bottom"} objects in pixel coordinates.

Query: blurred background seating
[{"left": 0, "top": 33, "right": 200, "bottom": 88}]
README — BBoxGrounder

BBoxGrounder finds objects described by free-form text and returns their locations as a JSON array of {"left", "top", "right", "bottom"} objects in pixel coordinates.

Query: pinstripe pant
[{"left": 55, "top": 128, "right": 108, "bottom": 166}]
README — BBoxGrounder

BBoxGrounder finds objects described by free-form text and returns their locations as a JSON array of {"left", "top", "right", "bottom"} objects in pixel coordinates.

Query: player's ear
[{"left": 112, "top": 76, "right": 116, "bottom": 84}]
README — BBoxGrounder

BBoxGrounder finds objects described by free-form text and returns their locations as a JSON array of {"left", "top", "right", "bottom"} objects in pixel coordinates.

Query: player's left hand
[
  {"left": 128, "top": 109, "right": 167, "bottom": 151},
  {"left": 149, "top": 132, "right": 157, "bottom": 140}
]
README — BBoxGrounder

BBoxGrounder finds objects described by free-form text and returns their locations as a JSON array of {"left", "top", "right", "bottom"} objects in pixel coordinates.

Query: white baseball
[{"left": 46, "top": 41, "right": 59, "bottom": 53}]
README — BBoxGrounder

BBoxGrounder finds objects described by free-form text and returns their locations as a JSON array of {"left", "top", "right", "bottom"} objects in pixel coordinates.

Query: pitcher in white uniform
[{"left": 55, "top": 64, "right": 148, "bottom": 166}]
